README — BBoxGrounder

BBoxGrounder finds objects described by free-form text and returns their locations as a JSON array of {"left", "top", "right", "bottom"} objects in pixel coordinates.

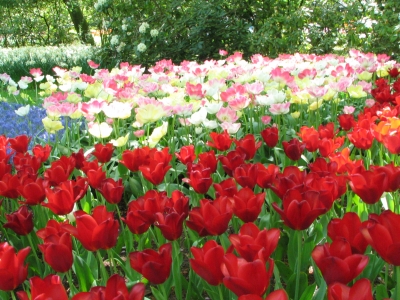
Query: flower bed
[{"left": 0, "top": 50, "right": 400, "bottom": 300}]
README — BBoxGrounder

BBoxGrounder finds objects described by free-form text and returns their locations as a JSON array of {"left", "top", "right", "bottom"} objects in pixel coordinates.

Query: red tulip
[
  {"left": 43, "top": 179, "right": 87, "bottom": 215},
  {"left": 383, "top": 132, "right": 400, "bottom": 154},
  {"left": 129, "top": 243, "right": 172, "bottom": 284},
  {"left": 0, "top": 173, "right": 21, "bottom": 198},
  {"left": 214, "top": 177, "right": 238, "bottom": 198},
  {"left": 370, "top": 163, "right": 400, "bottom": 192},
  {"left": 186, "top": 163, "right": 213, "bottom": 194},
  {"left": 154, "top": 211, "right": 186, "bottom": 241},
  {"left": 318, "top": 137, "right": 344, "bottom": 157},
  {"left": 298, "top": 126, "right": 319, "bottom": 152},
  {"left": 16, "top": 274, "right": 68, "bottom": 300},
  {"left": 32, "top": 144, "right": 51, "bottom": 163},
  {"left": 122, "top": 197, "right": 152, "bottom": 235},
  {"left": 175, "top": 145, "right": 196, "bottom": 165},
  {"left": 198, "top": 150, "right": 218, "bottom": 173},
  {"left": 63, "top": 205, "right": 119, "bottom": 251},
  {"left": 238, "top": 290, "right": 289, "bottom": 300},
  {"left": 282, "top": 138, "right": 306, "bottom": 161},
  {"left": 38, "top": 232, "right": 73, "bottom": 273},
  {"left": 13, "top": 152, "right": 42, "bottom": 176},
  {"left": 86, "top": 167, "right": 107, "bottom": 189},
  {"left": 207, "top": 130, "right": 233, "bottom": 151},
  {"left": 71, "top": 148, "right": 85, "bottom": 170},
  {"left": 98, "top": 178, "right": 124, "bottom": 204},
  {"left": 71, "top": 274, "right": 145, "bottom": 300},
  {"left": 221, "top": 254, "right": 274, "bottom": 296},
  {"left": 43, "top": 155, "right": 76, "bottom": 186},
  {"left": 261, "top": 127, "right": 279, "bottom": 148},
  {"left": 349, "top": 169, "right": 387, "bottom": 204},
  {"left": 232, "top": 188, "right": 265, "bottom": 223},
  {"left": 9, "top": 135, "right": 30, "bottom": 153},
  {"left": 0, "top": 242, "right": 30, "bottom": 291},
  {"left": 312, "top": 238, "right": 369, "bottom": 285},
  {"left": 92, "top": 142, "right": 114, "bottom": 163},
  {"left": 327, "top": 278, "right": 373, "bottom": 300},
  {"left": 269, "top": 166, "right": 307, "bottom": 199},
  {"left": 361, "top": 210, "right": 400, "bottom": 265},
  {"left": 186, "top": 197, "right": 233, "bottom": 236},
  {"left": 17, "top": 177, "right": 46, "bottom": 205},
  {"left": 256, "top": 163, "right": 279, "bottom": 189},
  {"left": 139, "top": 148, "right": 172, "bottom": 185},
  {"left": 272, "top": 188, "right": 327, "bottom": 230},
  {"left": 234, "top": 134, "right": 262, "bottom": 160},
  {"left": 190, "top": 240, "right": 225, "bottom": 285},
  {"left": 318, "top": 122, "right": 337, "bottom": 139},
  {"left": 347, "top": 119, "right": 374, "bottom": 150},
  {"left": 3, "top": 206, "right": 34, "bottom": 236},
  {"left": 338, "top": 114, "right": 356, "bottom": 131},
  {"left": 218, "top": 149, "right": 246, "bottom": 177},
  {"left": 233, "top": 163, "right": 258, "bottom": 189},
  {"left": 328, "top": 212, "right": 368, "bottom": 254},
  {"left": 229, "top": 222, "right": 280, "bottom": 262},
  {"left": 120, "top": 146, "right": 154, "bottom": 172}
]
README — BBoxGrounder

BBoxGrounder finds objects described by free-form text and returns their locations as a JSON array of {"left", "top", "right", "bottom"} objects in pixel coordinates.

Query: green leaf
[
  {"left": 73, "top": 253, "right": 96, "bottom": 292},
  {"left": 300, "top": 283, "right": 317, "bottom": 300},
  {"left": 275, "top": 260, "right": 293, "bottom": 283},
  {"left": 286, "top": 272, "right": 307, "bottom": 300},
  {"left": 375, "top": 284, "right": 389, "bottom": 300}
]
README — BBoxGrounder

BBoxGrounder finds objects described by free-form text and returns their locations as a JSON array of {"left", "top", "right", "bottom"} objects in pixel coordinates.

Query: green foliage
[{"left": 0, "top": 45, "right": 97, "bottom": 79}]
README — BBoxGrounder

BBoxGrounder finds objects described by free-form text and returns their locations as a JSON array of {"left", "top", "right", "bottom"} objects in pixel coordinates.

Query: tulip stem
[
  {"left": 10, "top": 291, "right": 16, "bottom": 300},
  {"left": 396, "top": 266, "right": 400, "bottom": 300},
  {"left": 295, "top": 230, "right": 302, "bottom": 300},
  {"left": 96, "top": 250, "right": 109, "bottom": 285},
  {"left": 26, "top": 233, "right": 42, "bottom": 275},
  {"left": 218, "top": 284, "right": 224, "bottom": 300}
]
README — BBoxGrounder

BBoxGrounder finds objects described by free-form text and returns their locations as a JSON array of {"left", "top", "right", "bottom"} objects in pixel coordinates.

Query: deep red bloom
[
  {"left": 0, "top": 242, "right": 30, "bottom": 291},
  {"left": 0, "top": 173, "right": 21, "bottom": 198},
  {"left": 98, "top": 178, "right": 124, "bottom": 204},
  {"left": 36, "top": 219, "right": 69, "bottom": 239},
  {"left": 318, "top": 122, "right": 337, "bottom": 139},
  {"left": 282, "top": 138, "right": 305, "bottom": 161},
  {"left": 17, "top": 177, "right": 46, "bottom": 205},
  {"left": 361, "top": 210, "right": 400, "bottom": 265},
  {"left": 207, "top": 130, "right": 233, "bottom": 151},
  {"left": 71, "top": 148, "right": 85, "bottom": 170},
  {"left": 347, "top": 119, "right": 374, "bottom": 150},
  {"left": 233, "top": 163, "right": 258, "bottom": 189},
  {"left": 154, "top": 211, "right": 186, "bottom": 241},
  {"left": 318, "top": 137, "right": 344, "bottom": 157},
  {"left": 63, "top": 205, "right": 119, "bottom": 251},
  {"left": 198, "top": 150, "right": 218, "bottom": 173},
  {"left": 261, "top": 127, "right": 279, "bottom": 148},
  {"left": 272, "top": 189, "right": 327, "bottom": 230},
  {"left": 311, "top": 238, "right": 369, "bottom": 285},
  {"left": 327, "top": 212, "right": 368, "bottom": 254},
  {"left": 388, "top": 67, "right": 400, "bottom": 78},
  {"left": 139, "top": 148, "right": 172, "bottom": 185},
  {"left": 16, "top": 275, "right": 68, "bottom": 300},
  {"left": 190, "top": 240, "right": 225, "bottom": 286},
  {"left": 232, "top": 188, "right": 265, "bottom": 223},
  {"left": 3, "top": 206, "right": 34, "bottom": 236},
  {"left": 9, "top": 135, "right": 30, "bottom": 153},
  {"left": 175, "top": 145, "right": 196, "bottom": 165},
  {"left": 92, "top": 143, "right": 114, "bottom": 163},
  {"left": 187, "top": 163, "right": 213, "bottom": 194},
  {"left": 43, "top": 179, "right": 88, "bottom": 215},
  {"left": 129, "top": 243, "right": 172, "bottom": 284},
  {"left": 338, "top": 114, "right": 356, "bottom": 131},
  {"left": 383, "top": 132, "right": 400, "bottom": 154},
  {"left": 221, "top": 254, "right": 274, "bottom": 296},
  {"left": 298, "top": 126, "right": 319, "bottom": 152},
  {"left": 38, "top": 232, "right": 73, "bottom": 273},
  {"left": 44, "top": 155, "right": 76, "bottom": 186},
  {"left": 71, "top": 274, "right": 145, "bottom": 300},
  {"left": 238, "top": 290, "right": 289, "bottom": 300},
  {"left": 218, "top": 150, "right": 246, "bottom": 177},
  {"left": 120, "top": 146, "right": 154, "bottom": 172},
  {"left": 234, "top": 134, "right": 262, "bottom": 160},
  {"left": 86, "top": 167, "right": 107, "bottom": 189},
  {"left": 13, "top": 152, "right": 42, "bottom": 176},
  {"left": 186, "top": 197, "right": 233, "bottom": 236},
  {"left": 32, "top": 144, "right": 52, "bottom": 163},
  {"left": 229, "top": 222, "right": 280, "bottom": 262},
  {"left": 214, "top": 177, "right": 238, "bottom": 198},
  {"left": 256, "top": 163, "right": 280, "bottom": 189},
  {"left": 269, "top": 166, "right": 307, "bottom": 199},
  {"left": 122, "top": 197, "right": 152, "bottom": 235},
  {"left": 349, "top": 169, "right": 387, "bottom": 204},
  {"left": 327, "top": 278, "right": 373, "bottom": 300},
  {"left": 370, "top": 163, "right": 400, "bottom": 192}
]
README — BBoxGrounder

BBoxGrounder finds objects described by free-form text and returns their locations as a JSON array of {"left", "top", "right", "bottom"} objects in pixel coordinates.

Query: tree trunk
[{"left": 62, "top": 0, "right": 94, "bottom": 45}]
